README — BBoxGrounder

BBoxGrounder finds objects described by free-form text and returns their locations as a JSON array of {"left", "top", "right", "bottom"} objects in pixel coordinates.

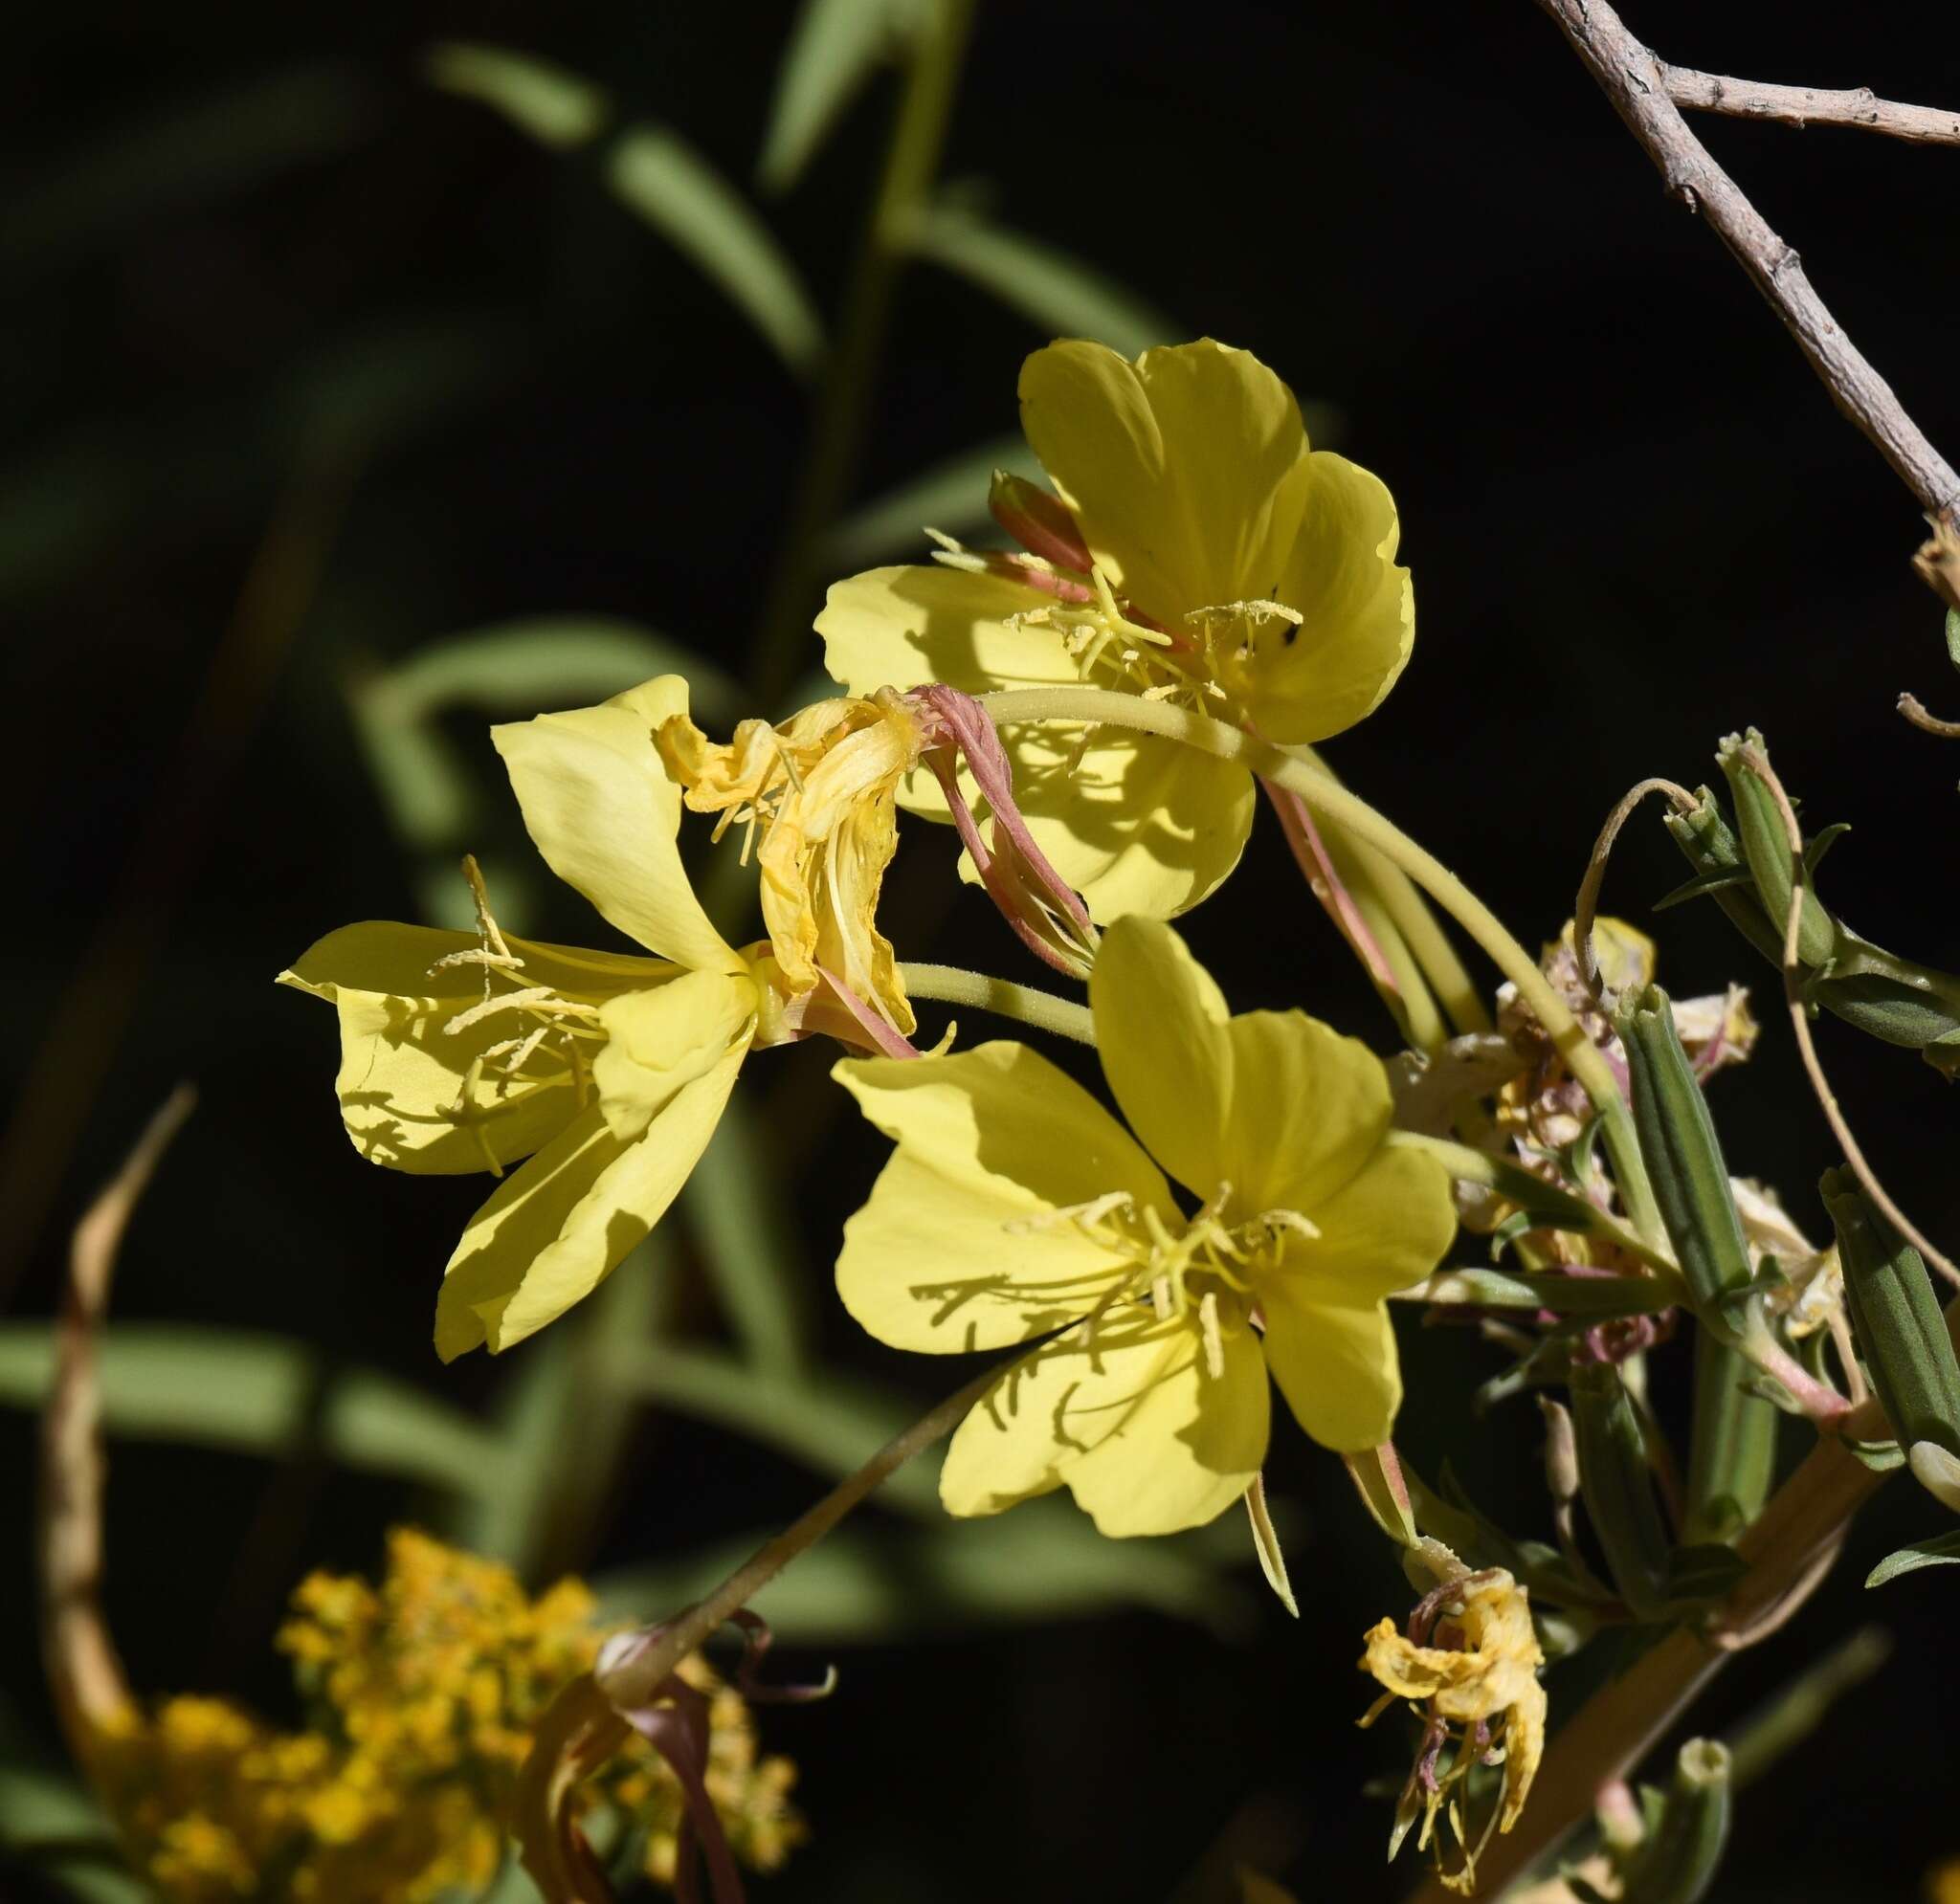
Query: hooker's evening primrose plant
[{"left": 268, "top": 334, "right": 1959, "bottom": 1902}]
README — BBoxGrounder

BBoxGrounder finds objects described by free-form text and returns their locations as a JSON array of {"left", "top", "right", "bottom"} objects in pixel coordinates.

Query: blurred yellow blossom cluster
[{"left": 86, "top": 1529, "right": 802, "bottom": 1902}]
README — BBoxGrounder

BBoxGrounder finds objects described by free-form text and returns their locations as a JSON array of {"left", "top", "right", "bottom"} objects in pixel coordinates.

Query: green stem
[
  {"left": 979, "top": 687, "right": 1666, "bottom": 1249},
  {"left": 1291, "top": 743, "right": 1492, "bottom": 1036},
  {"left": 750, "top": 0, "right": 975, "bottom": 700},
  {"left": 594, "top": 1362, "right": 1001, "bottom": 1713},
  {"left": 899, "top": 961, "right": 1097, "bottom": 1046}
]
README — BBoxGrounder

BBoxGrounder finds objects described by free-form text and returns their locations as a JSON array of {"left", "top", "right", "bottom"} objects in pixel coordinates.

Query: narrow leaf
[
  {"left": 1865, "top": 1530, "right": 1960, "bottom": 1587},
  {"left": 0, "top": 1324, "right": 502, "bottom": 1497},
  {"left": 427, "top": 41, "right": 610, "bottom": 149},
  {"left": 759, "top": 0, "right": 907, "bottom": 192},
  {"left": 907, "top": 201, "right": 1176, "bottom": 357},
  {"left": 681, "top": 1096, "right": 813, "bottom": 1379},
  {"left": 606, "top": 126, "right": 823, "bottom": 374},
  {"left": 1244, "top": 1472, "right": 1298, "bottom": 1616}
]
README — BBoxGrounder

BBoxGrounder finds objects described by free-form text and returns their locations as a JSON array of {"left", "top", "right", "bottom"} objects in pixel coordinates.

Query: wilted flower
[
  {"left": 86, "top": 1530, "right": 801, "bottom": 1903},
  {"left": 818, "top": 337, "right": 1414, "bottom": 923},
  {"left": 657, "top": 688, "right": 926, "bottom": 1040},
  {"left": 1359, "top": 1543, "right": 1548, "bottom": 1894},
  {"left": 832, "top": 917, "right": 1455, "bottom": 1535}
]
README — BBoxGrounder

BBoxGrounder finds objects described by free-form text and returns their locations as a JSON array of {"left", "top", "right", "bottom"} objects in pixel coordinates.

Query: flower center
[
  {"left": 430, "top": 857, "right": 608, "bottom": 1170},
  {"left": 1004, "top": 565, "right": 1302, "bottom": 721},
  {"left": 1013, "top": 1184, "right": 1322, "bottom": 1376}
]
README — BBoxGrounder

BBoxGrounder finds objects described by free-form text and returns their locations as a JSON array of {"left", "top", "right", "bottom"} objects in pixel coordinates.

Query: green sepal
[
  {"left": 1617, "top": 1740, "right": 1732, "bottom": 1904},
  {"left": 1866, "top": 1530, "right": 1960, "bottom": 1587},
  {"left": 1819, "top": 1169, "right": 1960, "bottom": 1458},
  {"left": 1615, "top": 985, "right": 1754, "bottom": 1312}
]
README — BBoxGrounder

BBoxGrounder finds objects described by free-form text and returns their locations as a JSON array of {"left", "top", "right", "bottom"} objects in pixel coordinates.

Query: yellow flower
[
  {"left": 657, "top": 687, "right": 926, "bottom": 1038},
  {"left": 832, "top": 916, "right": 1455, "bottom": 1536},
  {"left": 1359, "top": 1547, "right": 1548, "bottom": 1894},
  {"left": 87, "top": 1530, "right": 804, "bottom": 1903},
  {"left": 817, "top": 337, "right": 1413, "bottom": 923},
  {"left": 280, "top": 675, "right": 766, "bottom": 1358}
]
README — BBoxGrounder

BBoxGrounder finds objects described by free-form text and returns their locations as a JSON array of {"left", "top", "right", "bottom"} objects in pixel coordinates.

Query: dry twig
[
  {"left": 1660, "top": 65, "right": 1960, "bottom": 147},
  {"left": 40, "top": 1086, "right": 197, "bottom": 1754},
  {"left": 1535, "top": 0, "right": 1960, "bottom": 536}
]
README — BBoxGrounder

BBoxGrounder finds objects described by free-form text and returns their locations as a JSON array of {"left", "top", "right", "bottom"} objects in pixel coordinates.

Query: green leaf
[
  {"left": 426, "top": 42, "right": 610, "bottom": 149},
  {"left": 0, "top": 1324, "right": 501, "bottom": 1498},
  {"left": 1865, "top": 1529, "right": 1960, "bottom": 1587},
  {"left": 681, "top": 1096, "right": 814, "bottom": 1379},
  {"left": 591, "top": 1502, "right": 1247, "bottom": 1643},
  {"left": 759, "top": 0, "right": 909, "bottom": 191},
  {"left": 823, "top": 434, "right": 1039, "bottom": 567},
  {"left": 1392, "top": 1268, "right": 1670, "bottom": 1317},
  {"left": 606, "top": 127, "right": 823, "bottom": 374},
  {"left": 907, "top": 201, "right": 1177, "bottom": 357},
  {"left": 375, "top": 619, "right": 739, "bottom": 725},
  {"left": 1945, "top": 607, "right": 1960, "bottom": 672}
]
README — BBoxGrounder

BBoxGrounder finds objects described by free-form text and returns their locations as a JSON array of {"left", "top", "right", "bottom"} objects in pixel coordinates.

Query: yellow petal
[
  {"left": 591, "top": 968, "right": 757, "bottom": 1140},
  {"left": 278, "top": 921, "right": 665, "bottom": 1175},
  {"left": 492, "top": 675, "right": 742, "bottom": 974},
  {"left": 1287, "top": 1144, "right": 1458, "bottom": 1299},
  {"left": 1018, "top": 338, "right": 1313, "bottom": 619},
  {"left": 817, "top": 565, "right": 1079, "bottom": 700},
  {"left": 1258, "top": 1290, "right": 1401, "bottom": 1452},
  {"left": 1088, "top": 917, "right": 1232, "bottom": 1200},
  {"left": 833, "top": 1041, "right": 1174, "bottom": 1352},
  {"left": 940, "top": 1306, "right": 1268, "bottom": 1535},
  {"left": 1091, "top": 918, "right": 1407, "bottom": 1214},
  {"left": 1011, "top": 727, "right": 1254, "bottom": 924},
  {"left": 434, "top": 1047, "right": 744, "bottom": 1358},
  {"left": 1243, "top": 453, "right": 1413, "bottom": 744}
]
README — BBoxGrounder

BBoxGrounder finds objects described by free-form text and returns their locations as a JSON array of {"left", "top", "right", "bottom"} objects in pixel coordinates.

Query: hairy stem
[
  {"left": 595, "top": 1362, "right": 1001, "bottom": 1713},
  {"left": 898, "top": 962, "right": 1097, "bottom": 1046}
]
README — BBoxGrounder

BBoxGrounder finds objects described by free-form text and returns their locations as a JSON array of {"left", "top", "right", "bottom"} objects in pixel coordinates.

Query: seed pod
[
  {"left": 1570, "top": 1359, "right": 1672, "bottom": 1622},
  {"left": 1619, "top": 1739, "right": 1731, "bottom": 1904},
  {"left": 1820, "top": 1169, "right": 1960, "bottom": 1459},
  {"left": 1616, "top": 985, "right": 1753, "bottom": 1311},
  {"left": 1682, "top": 1331, "right": 1778, "bottom": 1544}
]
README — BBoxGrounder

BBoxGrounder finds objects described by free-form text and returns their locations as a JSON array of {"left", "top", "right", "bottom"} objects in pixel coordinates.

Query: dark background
[{"left": 6, "top": 2, "right": 1960, "bottom": 1899}]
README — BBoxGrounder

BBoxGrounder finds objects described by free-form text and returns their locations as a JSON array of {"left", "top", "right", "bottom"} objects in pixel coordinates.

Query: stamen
[
  {"left": 442, "top": 987, "right": 568, "bottom": 1036},
  {"left": 1199, "top": 1290, "right": 1225, "bottom": 1379}
]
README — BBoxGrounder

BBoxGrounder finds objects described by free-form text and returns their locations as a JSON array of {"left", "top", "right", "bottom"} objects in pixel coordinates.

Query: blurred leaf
[
  {"left": 374, "top": 619, "right": 739, "bottom": 725},
  {"left": 823, "top": 433, "right": 1038, "bottom": 566},
  {"left": 427, "top": 42, "right": 611, "bottom": 149},
  {"left": 605, "top": 127, "right": 824, "bottom": 375},
  {"left": 3, "top": 66, "right": 372, "bottom": 273},
  {"left": 759, "top": 0, "right": 909, "bottom": 192},
  {"left": 604, "top": 1340, "right": 937, "bottom": 1515},
  {"left": 591, "top": 1502, "right": 1249, "bottom": 1643},
  {"left": 0, "top": 1764, "right": 143, "bottom": 1904},
  {"left": 474, "top": 1860, "right": 546, "bottom": 1904},
  {"left": 682, "top": 1097, "right": 814, "bottom": 1380},
  {"left": 0, "top": 1325, "right": 501, "bottom": 1497},
  {"left": 1865, "top": 1530, "right": 1960, "bottom": 1587},
  {"left": 908, "top": 201, "right": 1176, "bottom": 356},
  {"left": 347, "top": 685, "right": 476, "bottom": 850},
  {"left": 455, "top": 1237, "right": 677, "bottom": 1574}
]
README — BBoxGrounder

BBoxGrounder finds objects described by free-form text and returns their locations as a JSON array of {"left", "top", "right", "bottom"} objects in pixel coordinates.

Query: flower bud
[
  {"left": 1717, "top": 730, "right": 1838, "bottom": 968},
  {"left": 1820, "top": 1169, "right": 1960, "bottom": 1463}
]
